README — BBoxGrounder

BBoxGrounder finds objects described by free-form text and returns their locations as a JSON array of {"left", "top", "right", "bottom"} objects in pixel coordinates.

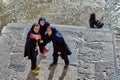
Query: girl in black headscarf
[
  {"left": 24, "top": 23, "right": 42, "bottom": 75},
  {"left": 38, "top": 17, "right": 50, "bottom": 57},
  {"left": 89, "top": 13, "right": 104, "bottom": 28},
  {"left": 46, "top": 26, "right": 72, "bottom": 69}
]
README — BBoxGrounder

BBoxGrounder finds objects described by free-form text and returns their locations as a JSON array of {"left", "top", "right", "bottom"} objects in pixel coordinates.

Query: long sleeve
[{"left": 30, "top": 34, "right": 35, "bottom": 39}]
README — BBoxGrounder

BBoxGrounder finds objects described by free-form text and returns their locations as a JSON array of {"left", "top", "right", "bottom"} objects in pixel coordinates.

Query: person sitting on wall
[{"left": 89, "top": 13, "right": 104, "bottom": 28}]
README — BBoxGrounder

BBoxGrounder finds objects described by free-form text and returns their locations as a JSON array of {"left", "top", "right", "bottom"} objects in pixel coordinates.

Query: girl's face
[
  {"left": 34, "top": 26, "right": 39, "bottom": 33},
  {"left": 47, "top": 27, "right": 52, "bottom": 36},
  {"left": 39, "top": 21, "right": 45, "bottom": 26}
]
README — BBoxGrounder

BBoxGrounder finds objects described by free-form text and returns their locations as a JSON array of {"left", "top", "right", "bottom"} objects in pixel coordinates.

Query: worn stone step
[
  {"left": 25, "top": 62, "right": 77, "bottom": 80},
  {"left": 0, "top": 22, "right": 115, "bottom": 80}
]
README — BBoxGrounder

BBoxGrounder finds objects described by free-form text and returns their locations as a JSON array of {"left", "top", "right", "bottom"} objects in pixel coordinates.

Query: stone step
[
  {"left": 25, "top": 62, "right": 77, "bottom": 80},
  {"left": 0, "top": 22, "right": 115, "bottom": 80}
]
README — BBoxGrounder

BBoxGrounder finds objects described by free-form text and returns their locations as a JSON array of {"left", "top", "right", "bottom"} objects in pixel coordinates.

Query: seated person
[{"left": 89, "top": 13, "right": 104, "bottom": 28}]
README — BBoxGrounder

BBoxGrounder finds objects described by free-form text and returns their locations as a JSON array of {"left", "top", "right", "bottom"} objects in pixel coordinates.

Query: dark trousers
[
  {"left": 39, "top": 43, "right": 46, "bottom": 53},
  {"left": 39, "top": 38, "right": 47, "bottom": 53},
  {"left": 31, "top": 51, "right": 38, "bottom": 70},
  {"left": 53, "top": 53, "right": 69, "bottom": 65}
]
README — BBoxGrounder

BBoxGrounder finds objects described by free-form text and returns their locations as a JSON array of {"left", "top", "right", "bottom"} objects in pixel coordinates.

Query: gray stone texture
[
  {"left": 0, "top": 22, "right": 115, "bottom": 80},
  {"left": 105, "top": 0, "right": 120, "bottom": 79},
  {"left": 105, "top": 0, "right": 120, "bottom": 33},
  {"left": 0, "top": 0, "right": 106, "bottom": 28}
]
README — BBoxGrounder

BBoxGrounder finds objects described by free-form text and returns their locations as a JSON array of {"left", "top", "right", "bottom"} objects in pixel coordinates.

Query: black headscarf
[
  {"left": 89, "top": 13, "right": 97, "bottom": 28},
  {"left": 49, "top": 26, "right": 59, "bottom": 36},
  {"left": 30, "top": 23, "right": 40, "bottom": 34},
  {"left": 24, "top": 23, "right": 40, "bottom": 59},
  {"left": 38, "top": 17, "right": 46, "bottom": 27},
  {"left": 89, "top": 13, "right": 96, "bottom": 21},
  {"left": 38, "top": 17, "right": 50, "bottom": 39},
  {"left": 26, "top": 23, "right": 40, "bottom": 43},
  {"left": 47, "top": 26, "right": 72, "bottom": 55}
]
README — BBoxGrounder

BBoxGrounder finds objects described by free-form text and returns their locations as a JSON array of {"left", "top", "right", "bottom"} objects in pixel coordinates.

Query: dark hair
[
  {"left": 46, "top": 22, "right": 50, "bottom": 27},
  {"left": 38, "top": 17, "right": 46, "bottom": 25},
  {"left": 48, "top": 26, "right": 58, "bottom": 35},
  {"left": 31, "top": 23, "right": 40, "bottom": 33},
  {"left": 89, "top": 13, "right": 96, "bottom": 21}
]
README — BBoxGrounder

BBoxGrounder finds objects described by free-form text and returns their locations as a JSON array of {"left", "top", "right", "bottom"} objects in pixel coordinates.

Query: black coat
[
  {"left": 24, "top": 23, "right": 40, "bottom": 59},
  {"left": 38, "top": 17, "right": 50, "bottom": 40},
  {"left": 89, "top": 19, "right": 104, "bottom": 28},
  {"left": 24, "top": 38, "right": 38, "bottom": 59},
  {"left": 47, "top": 26, "right": 72, "bottom": 58}
]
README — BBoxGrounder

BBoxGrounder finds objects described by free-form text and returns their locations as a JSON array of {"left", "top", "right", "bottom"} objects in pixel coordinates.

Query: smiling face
[
  {"left": 33, "top": 26, "right": 40, "bottom": 33},
  {"left": 47, "top": 27, "right": 52, "bottom": 36},
  {"left": 39, "top": 20, "right": 45, "bottom": 26}
]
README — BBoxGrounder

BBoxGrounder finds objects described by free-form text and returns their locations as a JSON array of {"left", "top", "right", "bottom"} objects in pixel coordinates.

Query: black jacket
[
  {"left": 38, "top": 17, "right": 50, "bottom": 39},
  {"left": 47, "top": 26, "right": 72, "bottom": 56},
  {"left": 89, "top": 19, "right": 104, "bottom": 28},
  {"left": 24, "top": 23, "right": 40, "bottom": 59},
  {"left": 24, "top": 38, "right": 38, "bottom": 59}
]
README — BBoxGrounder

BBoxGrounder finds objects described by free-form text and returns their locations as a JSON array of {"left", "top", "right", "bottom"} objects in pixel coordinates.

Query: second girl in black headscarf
[
  {"left": 38, "top": 17, "right": 50, "bottom": 57},
  {"left": 46, "top": 26, "right": 72, "bottom": 69}
]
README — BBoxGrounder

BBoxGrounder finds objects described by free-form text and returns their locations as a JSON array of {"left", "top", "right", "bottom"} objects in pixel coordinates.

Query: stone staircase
[{"left": 0, "top": 22, "right": 117, "bottom": 80}]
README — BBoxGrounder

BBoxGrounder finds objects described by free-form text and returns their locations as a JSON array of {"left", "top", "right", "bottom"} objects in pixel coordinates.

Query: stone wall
[
  {"left": 0, "top": 0, "right": 106, "bottom": 29},
  {"left": 105, "top": 0, "right": 120, "bottom": 33},
  {"left": 105, "top": 0, "right": 120, "bottom": 80},
  {"left": 0, "top": 22, "right": 116, "bottom": 80}
]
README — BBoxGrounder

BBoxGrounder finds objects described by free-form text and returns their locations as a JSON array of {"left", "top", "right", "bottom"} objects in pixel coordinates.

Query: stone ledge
[{"left": 0, "top": 22, "right": 116, "bottom": 80}]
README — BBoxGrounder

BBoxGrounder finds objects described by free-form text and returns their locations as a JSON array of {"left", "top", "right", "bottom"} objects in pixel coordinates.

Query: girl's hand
[
  {"left": 40, "top": 53, "right": 47, "bottom": 58},
  {"left": 99, "top": 17, "right": 104, "bottom": 22},
  {"left": 35, "top": 35, "right": 41, "bottom": 40},
  {"left": 40, "top": 40, "right": 43, "bottom": 43},
  {"left": 34, "top": 46, "right": 39, "bottom": 51}
]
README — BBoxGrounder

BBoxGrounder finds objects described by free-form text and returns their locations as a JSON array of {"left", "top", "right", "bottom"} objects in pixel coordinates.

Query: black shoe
[
  {"left": 50, "top": 63, "right": 57, "bottom": 66},
  {"left": 64, "top": 64, "right": 69, "bottom": 69}
]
